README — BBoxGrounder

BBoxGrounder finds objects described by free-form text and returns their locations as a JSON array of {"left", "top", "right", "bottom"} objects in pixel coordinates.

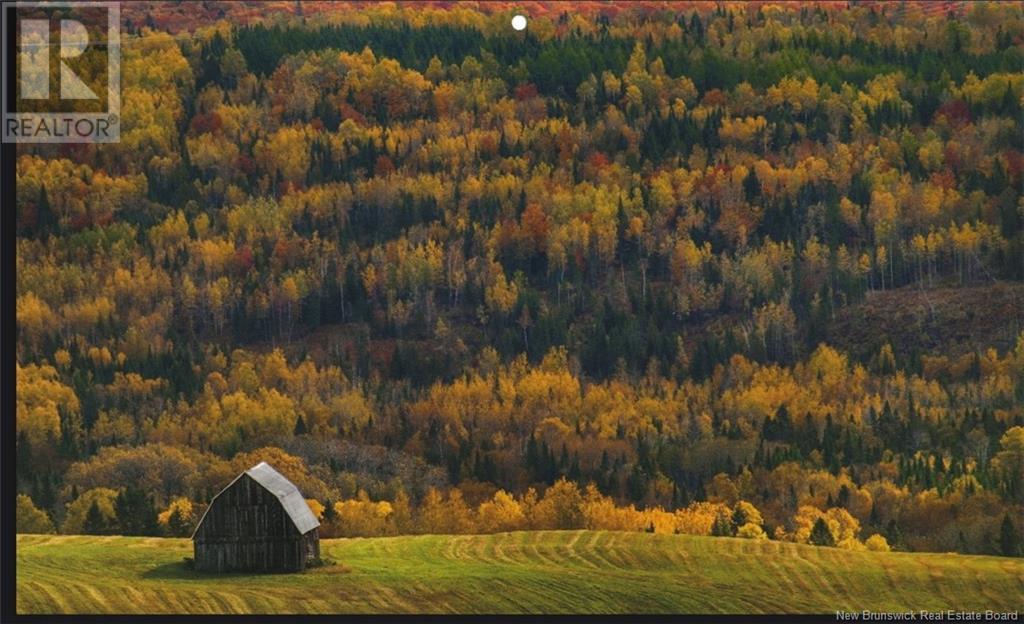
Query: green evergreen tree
[
  {"left": 957, "top": 530, "right": 969, "bottom": 554},
  {"left": 885, "top": 519, "right": 903, "bottom": 551},
  {"left": 809, "top": 517, "right": 836, "bottom": 547},
  {"left": 16, "top": 430, "right": 32, "bottom": 476},
  {"left": 115, "top": 486, "right": 160, "bottom": 536},
  {"left": 711, "top": 510, "right": 735, "bottom": 537},
  {"left": 36, "top": 185, "right": 57, "bottom": 236},
  {"left": 167, "top": 507, "right": 190, "bottom": 537},
  {"left": 83, "top": 500, "right": 108, "bottom": 535},
  {"left": 731, "top": 504, "right": 750, "bottom": 528},
  {"left": 999, "top": 513, "right": 1021, "bottom": 557}
]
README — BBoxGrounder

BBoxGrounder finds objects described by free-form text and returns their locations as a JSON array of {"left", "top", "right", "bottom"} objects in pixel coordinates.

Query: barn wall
[
  {"left": 193, "top": 474, "right": 308, "bottom": 572},
  {"left": 305, "top": 530, "right": 320, "bottom": 562},
  {"left": 194, "top": 537, "right": 306, "bottom": 573}
]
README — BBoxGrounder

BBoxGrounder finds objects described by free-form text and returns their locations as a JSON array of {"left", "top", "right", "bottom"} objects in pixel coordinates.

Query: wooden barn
[{"left": 191, "top": 461, "right": 320, "bottom": 572}]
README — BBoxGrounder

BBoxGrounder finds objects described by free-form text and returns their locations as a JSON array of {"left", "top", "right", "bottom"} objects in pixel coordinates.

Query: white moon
[{"left": 511, "top": 15, "right": 527, "bottom": 31}]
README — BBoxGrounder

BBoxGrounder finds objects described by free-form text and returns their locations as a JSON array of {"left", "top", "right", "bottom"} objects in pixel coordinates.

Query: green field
[{"left": 16, "top": 531, "right": 1024, "bottom": 614}]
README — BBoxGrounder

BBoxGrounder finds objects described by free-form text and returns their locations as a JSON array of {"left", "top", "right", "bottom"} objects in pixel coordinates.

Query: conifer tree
[
  {"left": 83, "top": 501, "right": 108, "bottom": 535},
  {"left": 809, "top": 517, "right": 836, "bottom": 547},
  {"left": 999, "top": 513, "right": 1021, "bottom": 557}
]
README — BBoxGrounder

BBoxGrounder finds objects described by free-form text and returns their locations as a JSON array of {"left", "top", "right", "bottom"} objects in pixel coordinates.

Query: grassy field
[{"left": 16, "top": 531, "right": 1024, "bottom": 614}]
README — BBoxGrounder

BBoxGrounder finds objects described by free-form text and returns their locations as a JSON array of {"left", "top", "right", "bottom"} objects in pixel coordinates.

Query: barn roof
[
  {"left": 244, "top": 462, "right": 320, "bottom": 534},
  {"left": 191, "top": 462, "right": 320, "bottom": 539}
]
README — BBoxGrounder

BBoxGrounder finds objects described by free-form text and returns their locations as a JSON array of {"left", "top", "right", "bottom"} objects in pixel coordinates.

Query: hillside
[
  {"left": 16, "top": 532, "right": 1024, "bottom": 614},
  {"left": 826, "top": 281, "right": 1024, "bottom": 362},
  {"left": 14, "top": 0, "right": 1024, "bottom": 584}
]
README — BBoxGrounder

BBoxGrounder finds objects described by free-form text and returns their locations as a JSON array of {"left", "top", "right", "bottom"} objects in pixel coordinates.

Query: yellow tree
[
  {"left": 16, "top": 364, "right": 80, "bottom": 449},
  {"left": 992, "top": 427, "right": 1024, "bottom": 502},
  {"left": 484, "top": 261, "right": 518, "bottom": 318},
  {"left": 62, "top": 488, "right": 119, "bottom": 534},
  {"left": 531, "top": 479, "right": 584, "bottom": 530},
  {"left": 477, "top": 490, "right": 526, "bottom": 533},
  {"left": 417, "top": 488, "right": 448, "bottom": 534},
  {"left": 16, "top": 495, "right": 55, "bottom": 534}
]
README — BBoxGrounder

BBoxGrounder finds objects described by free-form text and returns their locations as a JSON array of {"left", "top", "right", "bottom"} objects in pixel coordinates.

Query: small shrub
[
  {"left": 865, "top": 534, "right": 891, "bottom": 552},
  {"left": 737, "top": 523, "right": 767, "bottom": 540}
]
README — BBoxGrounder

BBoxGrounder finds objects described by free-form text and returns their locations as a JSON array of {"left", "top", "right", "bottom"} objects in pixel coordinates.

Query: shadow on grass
[
  {"left": 141, "top": 561, "right": 207, "bottom": 581},
  {"left": 142, "top": 560, "right": 348, "bottom": 581}
]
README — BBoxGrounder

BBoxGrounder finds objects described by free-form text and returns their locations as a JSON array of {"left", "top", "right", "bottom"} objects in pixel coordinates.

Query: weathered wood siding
[
  {"left": 193, "top": 474, "right": 318, "bottom": 572},
  {"left": 304, "top": 530, "right": 320, "bottom": 561}
]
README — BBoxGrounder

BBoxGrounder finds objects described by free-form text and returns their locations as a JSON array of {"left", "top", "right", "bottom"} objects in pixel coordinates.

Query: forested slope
[{"left": 14, "top": 2, "right": 1024, "bottom": 558}]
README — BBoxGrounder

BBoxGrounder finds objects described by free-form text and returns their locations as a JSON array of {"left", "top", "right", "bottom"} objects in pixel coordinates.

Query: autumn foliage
[{"left": 13, "top": 1, "right": 1024, "bottom": 558}]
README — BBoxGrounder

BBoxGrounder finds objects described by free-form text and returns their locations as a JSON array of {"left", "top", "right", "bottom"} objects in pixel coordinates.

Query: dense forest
[{"left": 14, "top": 2, "right": 1024, "bottom": 557}]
